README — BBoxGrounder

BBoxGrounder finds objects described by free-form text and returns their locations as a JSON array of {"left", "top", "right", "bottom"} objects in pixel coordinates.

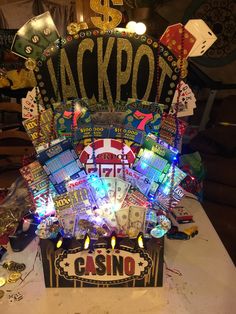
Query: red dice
[{"left": 160, "top": 23, "right": 196, "bottom": 59}]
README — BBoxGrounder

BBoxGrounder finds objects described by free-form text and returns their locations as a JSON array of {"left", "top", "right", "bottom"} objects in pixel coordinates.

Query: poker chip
[
  {"left": 16, "top": 263, "right": 26, "bottom": 272},
  {"left": 2, "top": 261, "right": 13, "bottom": 269},
  {"left": 0, "top": 277, "right": 6, "bottom": 287},
  {"left": 2, "top": 261, "right": 26, "bottom": 272},
  {"left": 150, "top": 226, "right": 166, "bottom": 239},
  {"left": 8, "top": 272, "right": 21, "bottom": 283},
  {"left": 157, "top": 215, "right": 171, "bottom": 231}
]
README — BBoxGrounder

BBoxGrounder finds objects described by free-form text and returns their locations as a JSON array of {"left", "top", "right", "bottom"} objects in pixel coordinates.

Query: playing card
[
  {"left": 170, "top": 81, "right": 196, "bottom": 117},
  {"left": 22, "top": 87, "right": 44, "bottom": 119}
]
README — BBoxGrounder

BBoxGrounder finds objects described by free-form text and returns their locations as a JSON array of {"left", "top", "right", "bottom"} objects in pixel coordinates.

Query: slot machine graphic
[{"left": 79, "top": 139, "right": 136, "bottom": 177}]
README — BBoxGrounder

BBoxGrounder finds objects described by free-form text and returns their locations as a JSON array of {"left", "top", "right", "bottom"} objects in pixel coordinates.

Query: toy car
[
  {"left": 167, "top": 231, "right": 190, "bottom": 240},
  {"left": 183, "top": 226, "right": 198, "bottom": 238}
]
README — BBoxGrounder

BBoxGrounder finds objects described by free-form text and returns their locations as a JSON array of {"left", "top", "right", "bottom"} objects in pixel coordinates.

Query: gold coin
[
  {"left": 2, "top": 261, "right": 13, "bottom": 269},
  {"left": 0, "top": 290, "right": 4, "bottom": 299},
  {"left": 79, "top": 22, "right": 88, "bottom": 30},
  {"left": 0, "top": 277, "right": 6, "bottom": 287},
  {"left": 67, "top": 22, "right": 80, "bottom": 35},
  {"left": 8, "top": 272, "right": 21, "bottom": 283},
  {"left": 25, "top": 58, "right": 37, "bottom": 71},
  {"left": 16, "top": 263, "right": 26, "bottom": 272}
]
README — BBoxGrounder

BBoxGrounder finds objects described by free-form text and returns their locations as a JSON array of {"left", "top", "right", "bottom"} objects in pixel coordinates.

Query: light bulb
[
  {"left": 126, "top": 21, "right": 137, "bottom": 32},
  {"left": 135, "top": 22, "right": 147, "bottom": 35},
  {"left": 111, "top": 235, "right": 116, "bottom": 250},
  {"left": 56, "top": 237, "right": 63, "bottom": 249}
]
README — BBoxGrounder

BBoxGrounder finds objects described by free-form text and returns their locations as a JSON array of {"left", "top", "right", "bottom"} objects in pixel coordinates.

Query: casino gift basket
[{"left": 8, "top": 4, "right": 216, "bottom": 287}]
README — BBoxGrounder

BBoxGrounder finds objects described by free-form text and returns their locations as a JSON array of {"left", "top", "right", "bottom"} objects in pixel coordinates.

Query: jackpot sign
[
  {"left": 55, "top": 246, "right": 152, "bottom": 284},
  {"left": 35, "top": 29, "right": 179, "bottom": 109}
]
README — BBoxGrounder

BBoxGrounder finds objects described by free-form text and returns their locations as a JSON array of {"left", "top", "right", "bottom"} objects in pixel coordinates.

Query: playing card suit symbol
[{"left": 97, "top": 250, "right": 102, "bottom": 254}]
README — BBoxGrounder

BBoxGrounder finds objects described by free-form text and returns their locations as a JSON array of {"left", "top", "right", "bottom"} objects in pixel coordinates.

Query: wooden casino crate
[{"left": 39, "top": 236, "right": 164, "bottom": 288}]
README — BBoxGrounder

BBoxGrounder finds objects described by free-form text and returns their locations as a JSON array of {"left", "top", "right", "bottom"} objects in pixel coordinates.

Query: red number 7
[
  {"left": 63, "top": 110, "right": 82, "bottom": 128},
  {"left": 103, "top": 168, "right": 112, "bottom": 177},
  {"left": 133, "top": 111, "right": 153, "bottom": 131}
]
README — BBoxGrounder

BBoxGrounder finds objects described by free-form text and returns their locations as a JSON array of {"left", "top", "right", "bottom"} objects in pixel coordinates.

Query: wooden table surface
[{"left": 1, "top": 196, "right": 235, "bottom": 314}]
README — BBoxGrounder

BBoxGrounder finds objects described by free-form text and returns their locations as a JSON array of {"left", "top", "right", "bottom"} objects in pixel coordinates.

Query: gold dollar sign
[{"left": 90, "top": 0, "right": 123, "bottom": 31}]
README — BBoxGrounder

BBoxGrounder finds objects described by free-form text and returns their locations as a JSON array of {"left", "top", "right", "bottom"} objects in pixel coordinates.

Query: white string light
[{"left": 126, "top": 21, "right": 147, "bottom": 35}]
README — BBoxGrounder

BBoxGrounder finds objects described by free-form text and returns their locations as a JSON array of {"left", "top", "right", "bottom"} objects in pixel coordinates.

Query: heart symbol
[{"left": 97, "top": 250, "right": 102, "bottom": 254}]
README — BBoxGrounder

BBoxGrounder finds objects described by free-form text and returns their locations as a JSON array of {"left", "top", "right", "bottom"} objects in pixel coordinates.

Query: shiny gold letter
[
  {"left": 97, "top": 37, "right": 115, "bottom": 106},
  {"left": 77, "top": 38, "right": 96, "bottom": 102},
  {"left": 116, "top": 38, "right": 133, "bottom": 101},
  {"left": 61, "top": 48, "right": 78, "bottom": 99},
  {"left": 132, "top": 45, "right": 154, "bottom": 100},
  {"left": 47, "top": 58, "right": 60, "bottom": 101}
]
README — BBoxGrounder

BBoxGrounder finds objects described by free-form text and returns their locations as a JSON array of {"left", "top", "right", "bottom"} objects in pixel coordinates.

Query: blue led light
[
  {"left": 162, "top": 184, "right": 171, "bottom": 195},
  {"left": 140, "top": 162, "right": 148, "bottom": 170}
]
